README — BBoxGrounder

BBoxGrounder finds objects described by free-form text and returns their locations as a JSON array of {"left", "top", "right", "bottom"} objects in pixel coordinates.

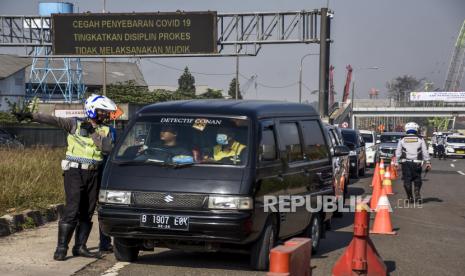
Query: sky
[{"left": 1, "top": 0, "right": 464, "bottom": 103}]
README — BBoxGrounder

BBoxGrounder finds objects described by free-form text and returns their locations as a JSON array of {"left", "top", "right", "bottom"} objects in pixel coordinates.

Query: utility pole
[
  {"left": 318, "top": 8, "right": 332, "bottom": 117},
  {"left": 235, "top": 55, "right": 239, "bottom": 100},
  {"left": 102, "top": 0, "right": 107, "bottom": 96}
]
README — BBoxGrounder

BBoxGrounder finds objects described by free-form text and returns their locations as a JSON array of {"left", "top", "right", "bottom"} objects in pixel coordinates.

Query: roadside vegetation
[{"left": 0, "top": 147, "right": 65, "bottom": 215}]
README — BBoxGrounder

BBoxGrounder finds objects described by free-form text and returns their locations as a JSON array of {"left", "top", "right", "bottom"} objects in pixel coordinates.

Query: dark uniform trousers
[
  {"left": 62, "top": 168, "right": 99, "bottom": 224},
  {"left": 401, "top": 161, "right": 422, "bottom": 198}
]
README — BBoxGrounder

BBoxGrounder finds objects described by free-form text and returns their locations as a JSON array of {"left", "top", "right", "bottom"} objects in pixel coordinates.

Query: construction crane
[
  {"left": 329, "top": 65, "right": 335, "bottom": 106},
  {"left": 342, "top": 65, "right": 353, "bottom": 102},
  {"left": 444, "top": 20, "right": 465, "bottom": 91}
]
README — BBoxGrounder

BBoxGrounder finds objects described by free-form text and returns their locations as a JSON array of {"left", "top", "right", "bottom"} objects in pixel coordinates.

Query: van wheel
[
  {"left": 250, "top": 220, "right": 276, "bottom": 271},
  {"left": 359, "top": 162, "right": 366, "bottom": 177},
  {"left": 306, "top": 214, "right": 322, "bottom": 253},
  {"left": 114, "top": 238, "right": 139, "bottom": 262}
]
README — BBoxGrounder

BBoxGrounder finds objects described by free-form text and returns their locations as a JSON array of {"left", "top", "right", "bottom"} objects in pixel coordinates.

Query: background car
[
  {"left": 376, "top": 132, "right": 404, "bottom": 162},
  {"left": 359, "top": 130, "right": 376, "bottom": 167},
  {"left": 325, "top": 125, "right": 350, "bottom": 206},
  {"left": 445, "top": 135, "right": 465, "bottom": 158},
  {"left": 341, "top": 128, "right": 366, "bottom": 178}
]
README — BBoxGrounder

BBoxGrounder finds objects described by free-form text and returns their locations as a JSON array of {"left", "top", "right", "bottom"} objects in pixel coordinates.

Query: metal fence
[{"left": 1, "top": 123, "right": 127, "bottom": 147}]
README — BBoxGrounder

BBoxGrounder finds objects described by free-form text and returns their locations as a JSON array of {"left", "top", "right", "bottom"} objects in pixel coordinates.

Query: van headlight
[
  {"left": 208, "top": 196, "right": 253, "bottom": 210},
  {"left": 99, "top": 189, "right": 131, "bottom": 205}
]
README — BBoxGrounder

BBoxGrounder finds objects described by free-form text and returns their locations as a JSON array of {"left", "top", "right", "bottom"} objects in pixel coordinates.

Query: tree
[
  {"left": 197, "top": 88, "right": 224, "bottom": 99},
  {"left": 104, "top": 80, "right": 174, "bottom": 104},
  {"left": 228, "top": 78, "right": 243, "bottom": 99},
  {"left": 386, "top": 75, "right": 423, "bottom": 104},
  {"left": 177, "top": 67, "right": 196, "bottom": 97}
]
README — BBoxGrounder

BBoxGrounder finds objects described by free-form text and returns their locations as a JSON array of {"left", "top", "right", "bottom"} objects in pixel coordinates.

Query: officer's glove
[
  {"left": 12, "top": 111, "right": 33, "bottom": 122},
  {"left": 80, "top": 121, "right": 95, "bottom": 135}
]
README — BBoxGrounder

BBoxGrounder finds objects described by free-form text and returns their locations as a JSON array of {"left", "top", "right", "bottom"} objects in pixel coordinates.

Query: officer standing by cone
[
  {"left": 13, "top": 94, "right": 117, "bottom": 261},
  {"left": 395, "top": 122, "right": 432, "bottom": 203}
]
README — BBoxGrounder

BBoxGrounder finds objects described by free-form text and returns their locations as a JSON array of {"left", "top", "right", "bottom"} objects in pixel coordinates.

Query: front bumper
[
  {"left": 446, "top": 148, "right": 465, "bottom": 156},
  {"left": 98, "top": 205, "right": 257, "bottom": 245},
  {"left": 366, "top": 150, "right": 375, "bottom": 165}
]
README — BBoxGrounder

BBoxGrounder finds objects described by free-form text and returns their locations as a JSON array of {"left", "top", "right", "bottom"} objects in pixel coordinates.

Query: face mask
[{"left": 216, "top": 134, "right": 229, "bottom": 145}]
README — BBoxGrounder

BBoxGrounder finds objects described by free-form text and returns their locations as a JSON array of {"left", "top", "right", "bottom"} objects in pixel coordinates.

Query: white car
[
  {"left": 445, "top": 135, "right": 465, "bottom": 158},
  {"left": 359, "top": 130, "right": 376, "bottom": 167}
]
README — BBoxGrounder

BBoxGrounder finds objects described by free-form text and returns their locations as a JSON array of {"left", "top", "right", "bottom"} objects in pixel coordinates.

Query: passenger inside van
[{"left": 202, "top": 128, "right": 247, "bottom": 165}]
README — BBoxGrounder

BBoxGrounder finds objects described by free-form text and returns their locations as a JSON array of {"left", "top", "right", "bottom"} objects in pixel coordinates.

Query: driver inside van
[
  {"left": 204, "top": 128, "right": 247, "bottom": 164},
  {"left": 137, "top": 125, "right": 192, "bottom": 163}
]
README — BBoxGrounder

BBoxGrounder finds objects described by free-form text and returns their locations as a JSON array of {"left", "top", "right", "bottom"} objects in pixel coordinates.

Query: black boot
[
  {"left": 72, "top": 221, "right": 101, "bottom": 258},
  {"left": 53, "top": 222, "right": 76, "bottom": 261},
  {"left": 414, "top": 187, "right": 422, "bottom": 204},
  {"left": 404, "top": 185, "right": 414, "bottom": 203}
]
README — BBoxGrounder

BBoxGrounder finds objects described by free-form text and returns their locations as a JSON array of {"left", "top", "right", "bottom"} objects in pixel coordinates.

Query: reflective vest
[
  {"left": 65, "top": 120, "right": 110, "bottom": 164},
  {"left": 213, "top": 141, "right": 246, "bottom": 163}
]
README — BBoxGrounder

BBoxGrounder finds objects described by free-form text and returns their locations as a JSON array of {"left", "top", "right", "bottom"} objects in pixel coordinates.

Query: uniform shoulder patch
[{"left": 404, "top": 137, "right": 419, "bottom": 143}]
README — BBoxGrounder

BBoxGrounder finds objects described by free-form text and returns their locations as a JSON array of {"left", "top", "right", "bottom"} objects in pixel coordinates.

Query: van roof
[{"left": 138, "top": 100, "right": 318, "bottom": 119}]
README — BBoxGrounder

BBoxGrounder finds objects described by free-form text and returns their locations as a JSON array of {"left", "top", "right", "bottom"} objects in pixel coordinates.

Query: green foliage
[
  {"left": 104, "top": 80, "right": 173, "bottom": 104},
  {"left": 22, "top": 217, "right": 36, "bottom": 229},
  {"left": 197, "top": 88, "right": 224, "bottom": 99},
  {"left": 0, "top": 112, "right": 17, "bottom": 124},
  {"left": 228, "top": 78, "right": 243, "bottom": 99},
  {"left": 386, "top": 75, "right": 423, "bottom": 103},
  {"left": 102, "top": 79, "right": 223, "bottom": 104},
  {"left": 178, "top": 67, "right": 196, "bottom": 97}
]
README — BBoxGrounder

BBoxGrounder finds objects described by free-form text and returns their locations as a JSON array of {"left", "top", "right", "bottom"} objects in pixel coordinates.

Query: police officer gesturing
[
  {"left": 14, "top": 94, "right": 117, "bottom": 261},
  {"left": 395, "top": 122, "right": 432, "bottom": 203}
]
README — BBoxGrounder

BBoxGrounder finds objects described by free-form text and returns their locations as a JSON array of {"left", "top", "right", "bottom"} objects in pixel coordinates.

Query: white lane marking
[
  {"left": 101, "top": 262, "right": 130, "bottom": 276},
  {"left": 457, "top": 171, "right": 465, "bottom": 176},
  {"left": 453, "top": 159, "right": 457, "bottom": 162},
  {"left": 451, "top": 163, "right": 456, "bottom": 168}
]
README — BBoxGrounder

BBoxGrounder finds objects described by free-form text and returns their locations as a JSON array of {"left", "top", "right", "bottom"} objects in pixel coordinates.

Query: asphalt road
[{"left": 75, "top": 158, "right": 465, "bottom": 276}]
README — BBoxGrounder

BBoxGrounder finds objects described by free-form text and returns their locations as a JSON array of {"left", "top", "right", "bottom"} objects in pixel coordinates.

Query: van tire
[
  {"left": 114, "top": 238, "right": 139, "bottom": 262},
  {"left": 306, "top": 214, "right": 322, "bottom": 253},
  {"left": 359, "top": 162, "right": 366, "bottom": 177},
  {"left": 250, "top": 220, "right": 276, "bottom": 271}
]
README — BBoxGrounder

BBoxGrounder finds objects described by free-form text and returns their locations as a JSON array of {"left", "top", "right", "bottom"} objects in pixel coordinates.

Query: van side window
[
  {"left": 259, "top": 125, "right": 277, "bottom": 162},
  {"left": 278, "top": 123, "right": 303, "bottom": 162},
  {"left": 301, "top": 121, "right": 329, "bottom": 161}
]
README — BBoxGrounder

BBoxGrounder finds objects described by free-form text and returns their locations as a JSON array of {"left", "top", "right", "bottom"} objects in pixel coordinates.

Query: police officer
[
  {"left": 14, "top": 94, "right": 117, "bottom": 261},
  {"left": 395, "top": 122, "right": 432, "bottom": 203}
]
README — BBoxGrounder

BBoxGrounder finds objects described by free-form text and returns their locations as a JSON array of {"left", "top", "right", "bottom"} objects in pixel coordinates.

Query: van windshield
[
  {"left": 380, "top": 134, "right": 404, "bottom": 143},
  {"left": 114, "top": 115, "right": 250, "bottom": 166},
  {"left": 447, "top": 137, "right": 465, "bottom": 143},
  {"left": 361, "top": 133, "right": 374, "bottom": 143}
]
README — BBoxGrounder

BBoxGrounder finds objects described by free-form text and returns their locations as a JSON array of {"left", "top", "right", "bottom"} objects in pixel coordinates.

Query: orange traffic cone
[
  {"left": 383, "top": 168, "right": 394, "bottom": 195},
  {"left": 379, "top": 159, "right": 385, "bottom": 177},
  {"left": 370, "top": 190, "right": 396, "bottom": 235},
  {"left": 371, "top": 162, "right": 380, "bottom": 187},
  {"left": 370, "top": 171, "right": 383, "bottom": 210},
  {"left": 390, "top": 158, "right": 398, "bottom": 180}
]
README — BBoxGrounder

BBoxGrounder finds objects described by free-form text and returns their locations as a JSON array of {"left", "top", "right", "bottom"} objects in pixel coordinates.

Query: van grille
[{"left": 132, "top": 192, "right": 207, "bottom": 209}]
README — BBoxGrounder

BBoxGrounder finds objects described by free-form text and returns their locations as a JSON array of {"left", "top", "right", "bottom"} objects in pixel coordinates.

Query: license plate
[
  {"left": 140, "top": 214, "right": 189, "bottom": 231},
  {"left": 457, "top": 150, "right": 464, "bottom": 154}
]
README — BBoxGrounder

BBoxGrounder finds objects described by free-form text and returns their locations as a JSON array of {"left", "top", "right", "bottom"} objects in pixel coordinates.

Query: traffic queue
[{"left": 13, "top": 97, "right": 435, "bottom": 272}]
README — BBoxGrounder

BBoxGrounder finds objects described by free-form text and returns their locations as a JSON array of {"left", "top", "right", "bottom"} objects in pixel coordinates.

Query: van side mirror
[
  {"left": 260, "top": 144, "right": 276, "bottom": 161},
  {"left": 360, "top": 141, "right": 366, "bottom": 147},
  {"left": 376, "top": 140, "right": 381, "bottom": 144},
  {"left": 334, "top": 145, "right": 350, "bottom": 156}
]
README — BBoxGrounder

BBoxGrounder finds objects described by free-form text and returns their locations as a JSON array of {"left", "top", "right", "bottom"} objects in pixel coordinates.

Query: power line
[{"left": 144, "top": 59, "right": 235, "bottom": 76}]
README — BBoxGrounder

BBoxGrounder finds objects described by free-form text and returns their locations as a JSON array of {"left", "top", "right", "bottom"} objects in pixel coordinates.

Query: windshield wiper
[{"left": 113, "top": 159, "right": 194, "bottom": 168}]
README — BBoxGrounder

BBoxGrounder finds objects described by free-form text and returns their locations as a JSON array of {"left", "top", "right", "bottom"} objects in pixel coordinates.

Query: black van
[{"left": 98, "top": 100, "right": 346, "bottom": 270}]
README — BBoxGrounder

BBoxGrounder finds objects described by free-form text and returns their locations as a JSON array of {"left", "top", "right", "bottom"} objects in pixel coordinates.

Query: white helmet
[
  {"left": 404, "top": 122, "right": 419, "bottom": 134},
  {"left": 84, "top": 94, "right": 117, "bottom": 119}
]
